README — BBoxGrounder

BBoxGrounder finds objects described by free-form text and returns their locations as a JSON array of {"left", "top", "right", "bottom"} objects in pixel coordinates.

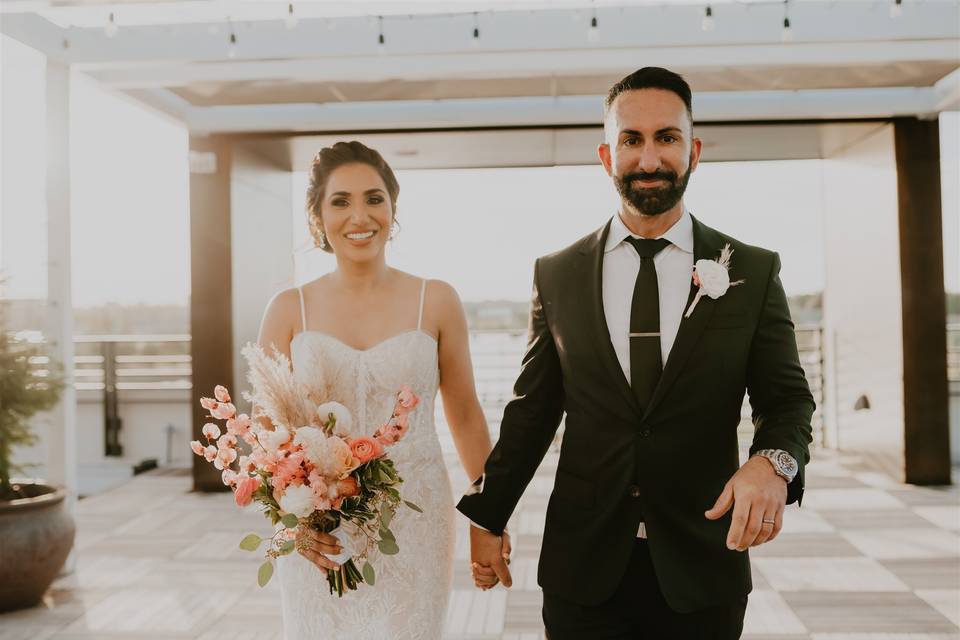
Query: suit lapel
[
  {"left": 641, "top": 215, "right": 724, "bottom": 421},
  {"left": 579, "top": 220, "right": 643, "bottom": 417}
]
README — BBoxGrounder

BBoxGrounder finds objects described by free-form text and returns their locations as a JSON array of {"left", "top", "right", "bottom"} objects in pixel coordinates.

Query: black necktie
[{"left": 625, "top": 237, "right": 671, "bottom": 410}]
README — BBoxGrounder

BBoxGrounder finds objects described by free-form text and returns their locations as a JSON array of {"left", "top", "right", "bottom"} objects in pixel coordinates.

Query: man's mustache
[{"left": 624, "top": 171, "right": 677, "bottom": 185}]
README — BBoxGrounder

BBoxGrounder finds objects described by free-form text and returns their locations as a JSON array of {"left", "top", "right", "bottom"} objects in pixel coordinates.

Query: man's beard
[{"left": 614, "top": 164, "right": 692, "bottom": 217}]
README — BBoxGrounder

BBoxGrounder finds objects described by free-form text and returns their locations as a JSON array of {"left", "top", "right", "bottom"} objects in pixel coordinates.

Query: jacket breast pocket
[{"left": 552, "top": 469, "right": 596, "bottom": 509}]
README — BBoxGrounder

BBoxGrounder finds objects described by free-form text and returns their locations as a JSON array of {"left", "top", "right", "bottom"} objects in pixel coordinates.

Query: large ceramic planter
[{"left": 0, "top": 481, "right": 76, "bottom": 612}]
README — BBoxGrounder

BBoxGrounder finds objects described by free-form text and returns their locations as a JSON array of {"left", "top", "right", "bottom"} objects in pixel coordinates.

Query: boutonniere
[{"left": 684, "top": 243, "right": 745, "bottom": 318}]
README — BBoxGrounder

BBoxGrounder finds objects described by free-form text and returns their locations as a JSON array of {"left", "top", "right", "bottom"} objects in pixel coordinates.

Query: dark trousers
[{"left": 542, "top": 539, "right": 747, "bottom": 640}]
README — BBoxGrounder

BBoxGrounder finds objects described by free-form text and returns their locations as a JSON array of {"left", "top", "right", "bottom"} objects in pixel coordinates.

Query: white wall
[
  {"left": 230, "top": 145, "right": 295, "bottom": 410},
  {"left": 820, "top": 123, "right": 904, "bottom": 467}
]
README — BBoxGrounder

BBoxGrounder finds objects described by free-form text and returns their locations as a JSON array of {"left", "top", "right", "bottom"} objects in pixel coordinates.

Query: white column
[
  {"left": 820, "top": 123, "right": 904, "bottom": 466},
  {"left": 229, "top": 143, "right": 294, "bottom": 406},
  {"left": 44, "top": 62, "right": 78, "bottom": 506}
]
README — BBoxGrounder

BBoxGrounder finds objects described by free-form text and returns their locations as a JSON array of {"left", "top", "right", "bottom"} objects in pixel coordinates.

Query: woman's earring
[
  {"left": 388, "top": 223, "right": 398, "bottom": 241},
  {"left": 316, "top": 229, "right": 327, "bottom": 248}
]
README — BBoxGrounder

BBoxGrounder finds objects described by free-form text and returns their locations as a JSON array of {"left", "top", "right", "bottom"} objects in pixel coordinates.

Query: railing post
[{"left": 102, "top": 341, "right": 122, "bottom": 456}]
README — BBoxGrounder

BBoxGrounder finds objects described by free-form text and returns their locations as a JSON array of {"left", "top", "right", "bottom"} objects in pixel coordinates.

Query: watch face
[{"left": 776, "top": 451, "right": 798, "bottom": 475}]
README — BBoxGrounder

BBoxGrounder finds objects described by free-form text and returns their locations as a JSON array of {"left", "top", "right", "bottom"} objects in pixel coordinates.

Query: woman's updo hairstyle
[{"left": 306, "top": 141, "right": 400, "bottom": 253}]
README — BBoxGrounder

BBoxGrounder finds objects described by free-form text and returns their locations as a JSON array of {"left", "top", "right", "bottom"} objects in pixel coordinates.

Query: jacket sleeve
[
  {"left": 456, "top": 258, "right": 566, "bottom": 533},
  {"left": 746, "top": 252, "right": 816, "bottom": 505}
]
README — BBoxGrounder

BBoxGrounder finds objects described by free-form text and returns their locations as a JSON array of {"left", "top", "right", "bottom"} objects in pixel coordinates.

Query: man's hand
[
  {"left": 469, "top": 525, "right": 512, "bottom": 590},
  {"left": 704, "top": 456, "right": 788, "bottom": 551}
]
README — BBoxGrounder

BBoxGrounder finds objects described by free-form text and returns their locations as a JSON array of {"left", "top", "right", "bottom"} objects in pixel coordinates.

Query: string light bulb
[
  {"left": 377, "top": 16, "right": 385, "bottom": 54},
  {"left": 781, "top": 16, "right": 793, "bottom": 41},
  {"left": 471, "top": 12, "right": 480, "bottom": 48},
  {"left": 890, "top": 0, "right": 903, "bottom": 18},
  {"left": 285, "top": 3, "right": 298, "bottom": 30},
  {"left": 781, "top": 0, "right": 793, "bottom": 42},
  {"left": 227, "top": 31, "right": 238, "bottom": 58},
  {"left": 588, "top": 14, "right": 599, "bottom": 42},
  {"left": 104, "top": 12, "right": 118, "bottom": 38},
  {"left": 702, "top": 5, "right": 714, "bottom": 32}
]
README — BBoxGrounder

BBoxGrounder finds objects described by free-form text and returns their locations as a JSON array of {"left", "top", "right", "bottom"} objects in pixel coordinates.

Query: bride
[{"left": 255, "top": 141, "right": 508, "bottom": 639}]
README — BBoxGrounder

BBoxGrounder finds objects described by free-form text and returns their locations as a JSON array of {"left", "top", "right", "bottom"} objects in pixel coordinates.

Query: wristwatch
[{"left": 753, "top": 449, "right": 798, "bottom": 482}]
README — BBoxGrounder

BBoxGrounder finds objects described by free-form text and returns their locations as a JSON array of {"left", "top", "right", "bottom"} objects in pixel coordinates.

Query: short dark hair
[
  {"left": 306, "top": 141, "right": 400, "bottom": 253},
  {"left": 604, "top": 67, "right": 693, "bottom": 120}
]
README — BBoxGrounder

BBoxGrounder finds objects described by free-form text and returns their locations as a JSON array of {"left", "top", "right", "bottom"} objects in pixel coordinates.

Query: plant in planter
[{"left": 0, "top": 294, "right": 74, "bottom": 613}]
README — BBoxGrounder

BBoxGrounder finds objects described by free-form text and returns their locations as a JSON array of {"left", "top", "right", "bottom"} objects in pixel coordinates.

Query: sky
[{"left": 1, "top": 33, "right": 957, "bottom": 308}]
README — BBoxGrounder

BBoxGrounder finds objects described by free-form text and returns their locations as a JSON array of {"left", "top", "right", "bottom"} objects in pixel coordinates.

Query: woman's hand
[{"left": 297, "top": 526, "right": 343, "bottom": 575}]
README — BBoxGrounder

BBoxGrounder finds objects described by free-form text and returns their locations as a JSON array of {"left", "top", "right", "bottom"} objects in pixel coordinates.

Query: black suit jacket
[{"left": 457, "top": 215, "right": 815, "bottom": 613}]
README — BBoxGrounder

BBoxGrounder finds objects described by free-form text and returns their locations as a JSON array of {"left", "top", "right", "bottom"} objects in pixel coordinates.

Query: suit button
[
  {"left": 640, "top": 426, "right": 652, "bottom": 437},
  {"left": 628, "top": 485, "right": 641, "bottom": 498}
]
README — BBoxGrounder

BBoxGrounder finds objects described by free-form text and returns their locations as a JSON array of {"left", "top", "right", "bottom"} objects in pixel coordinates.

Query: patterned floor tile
[
  {"left": 841, "top": 529, "right": 960, "bottom": 560},
  {"left": 782, "top": 592, "right": 959, "bottom": 634},
  {"left": 743, "top": 589, "right": 808, "bottom": 634},
  {"left": 753, "top": 557, "right": 910, "bottom": 592},
  {"left": 879, "top": 559, "right": 960, "bottom": 590},
  {"left": 816, "top": 509, "right": 938, "bottom": 531},
  {"left": 913, "top": 506, "right": 960, "bottom": 531},
  {"left": 803, "top": 489, "right": 906, "bottom": 511},
  {"left": 914, "top": 589, "right": 960, "bottom": 626},
  {"left": 750, "top": 533, "right": 863, "bottom": 558}
]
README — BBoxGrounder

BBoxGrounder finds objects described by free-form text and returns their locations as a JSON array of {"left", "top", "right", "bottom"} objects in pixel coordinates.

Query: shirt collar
[{"left": 604, "top": 208, "right": 694, "bottom": 254}]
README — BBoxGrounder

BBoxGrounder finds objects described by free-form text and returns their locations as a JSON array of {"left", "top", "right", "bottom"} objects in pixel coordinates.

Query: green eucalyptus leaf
[
  {"left": 403, "top": 500, "right": 423, "bottom": 513},
  {"left": 381, "top": 507, "right": 394, "bottom": 529},
  {"left": 362, "top": 561, "right": 376, "bottom": 586},
  {"left": 239, "top": 533, "right": 263, "bottom": 552},
  {"left": 281, "top": 513, "right": 299, "bottom": 530},
  {"left": 379, "top": 527, "right": 396, "bottom": 543},
  {"left": 377, "top": 538, "right": 400, "bottom": 555},
  {"left": 257, "top": 561, "right": 274, "bottom": 587},
  {"left": 278, "top": 539, "right": 296, "bottom": 554}
]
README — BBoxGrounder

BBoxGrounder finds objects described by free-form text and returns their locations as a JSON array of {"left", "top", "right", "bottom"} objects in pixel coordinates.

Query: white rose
[
  {"left": 694, "top": 259, "right": 730, "bottom": 299},
  {"left": 278, "top": 483, "right": 315, "bottom": 518},
  {"left": 316, "top": 402, "right": 352, "bottom": 434},
  {"left": 259, "top": 425, "right": 291, "bottom": 454},
  {"left": 293, "top": 425, "right": 325, "bottom": 451}
]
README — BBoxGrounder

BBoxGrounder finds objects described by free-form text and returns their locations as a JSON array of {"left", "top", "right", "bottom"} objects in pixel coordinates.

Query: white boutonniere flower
[{"left": 684, "top": 243, "right": 745, "bottom": 318}]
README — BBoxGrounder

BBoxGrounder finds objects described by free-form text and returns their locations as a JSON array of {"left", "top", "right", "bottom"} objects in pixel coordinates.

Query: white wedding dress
[{"left": 277, "top": 281, "right": 455, "bottom": 639}]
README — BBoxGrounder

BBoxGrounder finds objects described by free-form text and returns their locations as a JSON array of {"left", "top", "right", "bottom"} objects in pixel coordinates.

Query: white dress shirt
[{"left": 603, "top": 210, "right": 694, "bottom": 383}]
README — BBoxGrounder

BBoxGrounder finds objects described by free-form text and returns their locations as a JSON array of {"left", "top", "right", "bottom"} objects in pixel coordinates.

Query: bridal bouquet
[{"left": 190, "top": 343, "right": 422, "bottom": 596}]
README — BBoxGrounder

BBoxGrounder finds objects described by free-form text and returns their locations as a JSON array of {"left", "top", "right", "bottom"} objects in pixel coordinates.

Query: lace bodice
[{"left": 276, "top": 283, "right": 455, "bottom": 640}]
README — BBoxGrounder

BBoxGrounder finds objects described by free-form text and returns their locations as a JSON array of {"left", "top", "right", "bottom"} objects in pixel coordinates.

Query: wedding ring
[{"left": 762, "top": 518, "right": 776, "bottom": 525}]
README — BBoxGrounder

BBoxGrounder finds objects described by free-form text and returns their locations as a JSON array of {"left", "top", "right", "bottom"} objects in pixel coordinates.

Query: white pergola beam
[
  {"left": 80, "top": 40, "right": 960, "bottom": 89},
  {"left": 181, "top": 87, "right": 944, "bottom": 134}
]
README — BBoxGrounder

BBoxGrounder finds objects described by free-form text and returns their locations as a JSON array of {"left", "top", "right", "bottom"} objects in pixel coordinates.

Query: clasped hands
[
  {"left": 469, "top": 526, "right": 513, "bottom": 590},
  {"left": 467, "top": 456, "right": 786, "bottom": 589}
]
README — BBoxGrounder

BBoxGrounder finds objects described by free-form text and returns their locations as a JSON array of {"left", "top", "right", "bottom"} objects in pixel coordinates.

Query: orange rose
[
  {"left": 336, "top": 476, "right": 360, "bottom": 498},
  {"left": 349, "top": 437, "right": 383, "bottom": 464}
]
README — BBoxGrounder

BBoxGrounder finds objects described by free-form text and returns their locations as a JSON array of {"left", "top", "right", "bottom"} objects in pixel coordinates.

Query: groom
[{"left": 458, "top": 67, "right": 814, "bottom": 638}]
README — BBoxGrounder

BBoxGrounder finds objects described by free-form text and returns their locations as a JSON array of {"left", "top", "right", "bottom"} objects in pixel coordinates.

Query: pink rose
[
  {"left": 693, "top": 270, "right": 702, "bottom": 288},
  {"left": 211, "top": 403, "right": 237, "bottom": 420},
  {"left": 349, "top": 437, "right": 383, "bottom": 464},
  {"left": 234, "top": 475, "right": 260, "bottom": 507},
  {"left": 214, "top": 385, "right": 231, "bottom": 403},
  {"left": 202, "top": 422, "right": 221, "bottom": 440},
  {"left": 395, "top": 386, "right": 419, "bottom": 414},
  {"left": 189, "top": 440, "right": 205, "bottom": 456},
  {"left": 200, "top": 397, "right": 217, "bottom": 410}
]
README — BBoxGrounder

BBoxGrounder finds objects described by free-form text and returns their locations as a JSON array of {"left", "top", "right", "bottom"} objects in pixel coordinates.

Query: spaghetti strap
[
  {"left": 297, "top": 286, "right": 307, "bottom": 333},
  {"left": 417, "top": 280, "right": 427, "bottom": 331}
]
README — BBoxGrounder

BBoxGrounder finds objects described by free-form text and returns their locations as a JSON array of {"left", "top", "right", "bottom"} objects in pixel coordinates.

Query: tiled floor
[{"left": 1, "top": 448, "right": 958, "bottom": 640}]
